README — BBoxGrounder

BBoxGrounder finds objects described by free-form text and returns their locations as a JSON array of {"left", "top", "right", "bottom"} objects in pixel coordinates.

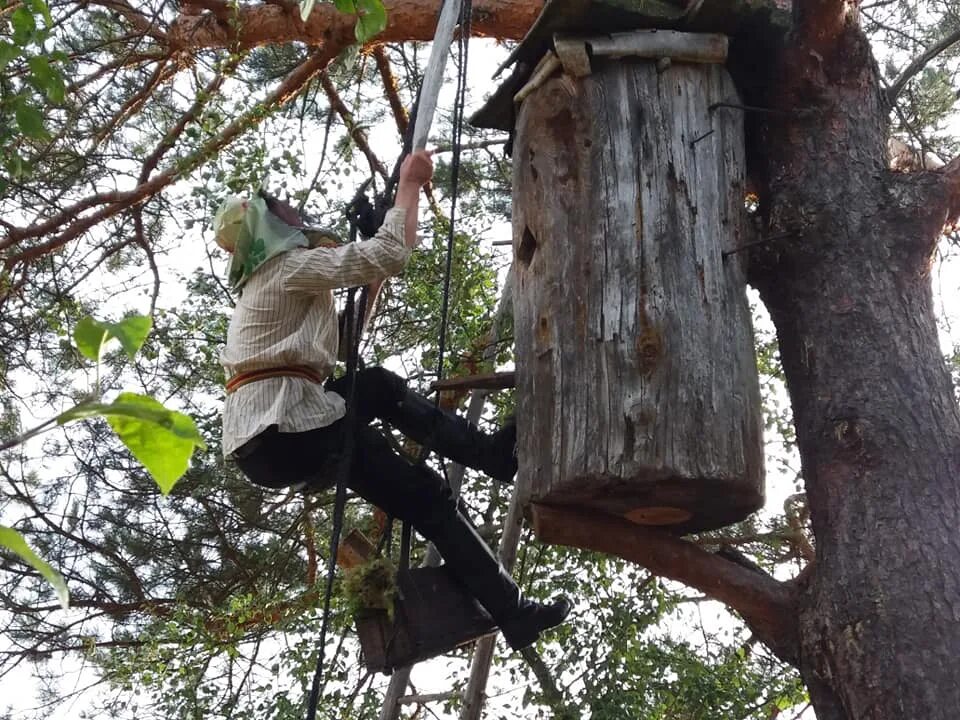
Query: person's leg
[
  {"left": 346, "top": 425, "right": 570, "bottom": 650},
  {"left": 329, "top": 367, "right": 517, "bottom": 484},
  {"left": 232, "top": 425, "right": 341, "bottom": 490}
]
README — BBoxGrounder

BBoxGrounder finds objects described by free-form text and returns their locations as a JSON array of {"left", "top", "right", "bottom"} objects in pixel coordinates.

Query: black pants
[{"left": 233, "top": 368, "right": 453, "bottom": 532}]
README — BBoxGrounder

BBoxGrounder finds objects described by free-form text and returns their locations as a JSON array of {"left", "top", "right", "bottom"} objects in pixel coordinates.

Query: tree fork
[{"left": 749, "top": 9, "right": 960, "bottom": 720}]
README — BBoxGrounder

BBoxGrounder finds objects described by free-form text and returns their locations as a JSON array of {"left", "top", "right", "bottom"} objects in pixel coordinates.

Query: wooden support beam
[{"left": 554, "top": 30, "right": 729, "bottom": 77}]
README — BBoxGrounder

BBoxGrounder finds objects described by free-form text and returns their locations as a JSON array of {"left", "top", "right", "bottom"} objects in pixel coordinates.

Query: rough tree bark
[
  {"left": 473, "top": 2, "right": 960, "bottom": 718},
  {"left": 748, "top": 1, "right": 960, "bottom": 717}
]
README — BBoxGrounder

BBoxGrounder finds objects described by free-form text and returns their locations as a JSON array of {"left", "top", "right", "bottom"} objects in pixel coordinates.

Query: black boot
[
  {"left": 383, "top": 390, "right": 518, "bottom": 484},
  {"left": 421, "top": 506, "right": 571, "bottom": 651}
]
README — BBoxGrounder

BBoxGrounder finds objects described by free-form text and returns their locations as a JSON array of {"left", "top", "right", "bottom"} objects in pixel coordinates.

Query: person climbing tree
[{"left": 214, "top": 149, "right": 571, "bottom": 652}]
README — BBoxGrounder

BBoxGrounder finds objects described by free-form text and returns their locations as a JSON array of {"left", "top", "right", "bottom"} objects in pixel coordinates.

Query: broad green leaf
[
  {"left": 73, "top": 316, "right": 108, "bottom": 361},
  {"left": 58, "top": 393, "right": 205, "bottom": 495},
  {"left": 73, "top": 315, "right": 152, "bottom": 361},
  {"left": 25, "top": 0, "right": 53, "bottom": 27},
  {"left": 299, "top": 0, "right": 316, "bottom": 21},
  {"left": 354, "top": 0, "right": 386, "bottom": 43},
  {"left": 333, "top": 0, "right": 355, "bottom": 13},
  {"left": 106, "top": 315, "right": 152, "bottom": 360},
  {"left": 0, "top": 525, "right": 69, "bottom": 609},
  {"left": 11, "top": 7, "right": 37, "bottom": 46},
  {"left": 28, "top": 55, "right": 65, "bottom": 103},
  {"left": 15, "top": 100, "right": 46, "bottom": 140}
]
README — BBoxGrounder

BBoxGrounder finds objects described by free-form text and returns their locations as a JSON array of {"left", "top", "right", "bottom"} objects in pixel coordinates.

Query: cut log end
[{"left": 527, "top": 471, "right": 764, "bottom": 536}]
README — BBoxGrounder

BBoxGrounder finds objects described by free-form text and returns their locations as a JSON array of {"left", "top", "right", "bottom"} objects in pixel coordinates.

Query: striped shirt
[{"left": 220, "top": 208, "right": 412, "bottom": 456}]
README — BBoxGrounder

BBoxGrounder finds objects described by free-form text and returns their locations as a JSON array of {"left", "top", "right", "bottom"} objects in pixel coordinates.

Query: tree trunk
[
  {"left": 511, "top": 54, "right": 764, "bottom": 536},
  {"left": 751, "top": 20, "right": 960, "bottom": 720}
]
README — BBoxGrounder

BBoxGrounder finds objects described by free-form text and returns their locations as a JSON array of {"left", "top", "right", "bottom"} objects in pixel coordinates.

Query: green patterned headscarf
[{"left": 214, "top": 195, "right": 310, "bottom": 290}]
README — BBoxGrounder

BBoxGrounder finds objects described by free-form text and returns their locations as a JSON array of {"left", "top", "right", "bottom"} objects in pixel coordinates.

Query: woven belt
[{"left": 225, "top": 365, "right": 326, "bottom": 394}]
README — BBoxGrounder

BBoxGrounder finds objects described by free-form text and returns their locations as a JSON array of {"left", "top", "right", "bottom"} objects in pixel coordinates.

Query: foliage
[
  {"left": 0, "top": 313, "right": 204, "bottom": 613},
  {"left": 343, "top": 557, "right": 398, "bottom": 619},
  {"left": 0, "top": 1, "right": 956, "bottom": 718},
  {"left": 0, "top": 0, "right": 67, "bottom": 187}
]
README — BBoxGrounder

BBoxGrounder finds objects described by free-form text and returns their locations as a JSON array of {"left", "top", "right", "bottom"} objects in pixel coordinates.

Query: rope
[
  {"left": 304, "top": 231, "right": 368, "bottom": 720},
  {"left": 304, "top": 3, "right": 473, "bottom": 713},
  {"left": 433, "top": 0, "right": 472, "bottom": 389}
]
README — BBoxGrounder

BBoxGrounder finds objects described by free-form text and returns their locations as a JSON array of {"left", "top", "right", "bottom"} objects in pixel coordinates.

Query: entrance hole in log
[{"left": 517, "top": 227, "right": 538, "bottom": 267}]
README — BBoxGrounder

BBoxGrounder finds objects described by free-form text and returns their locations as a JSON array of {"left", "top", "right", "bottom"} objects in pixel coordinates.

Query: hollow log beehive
[{"left": 508, "top": 40, "right": 764, "bottom": 534}]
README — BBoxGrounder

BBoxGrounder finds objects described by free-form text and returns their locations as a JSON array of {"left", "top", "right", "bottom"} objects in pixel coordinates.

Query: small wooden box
[{"left": 356, "top": 566, "right": 497, "bottom": 673}]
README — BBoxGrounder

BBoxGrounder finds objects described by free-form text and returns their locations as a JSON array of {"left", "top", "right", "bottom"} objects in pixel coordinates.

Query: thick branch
[
  {"left": 886, "top": 27, "right": 960, "bottom": 105},
  {"left": 87, "top": 0, "right": 167, "bottom": 41},
  {"left": 532, "top": 505, "right": 800, "bottom": 665},
  {"left": 168, "top": 0, "right": 542, "bottom": 52},
  {"left": 374, "top": 46, "right": 409, "bottom": 137}
]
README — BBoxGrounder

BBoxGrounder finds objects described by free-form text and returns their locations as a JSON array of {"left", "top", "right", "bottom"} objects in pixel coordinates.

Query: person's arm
[
  {"left": 284, "top": 150, "right": 434, "bottom": 296},
  {"left": 392, "top": 149, "right": 433, "bottom": 250},
  {"left": 357, "top": 150, "right": 433, "bottom": 326}
]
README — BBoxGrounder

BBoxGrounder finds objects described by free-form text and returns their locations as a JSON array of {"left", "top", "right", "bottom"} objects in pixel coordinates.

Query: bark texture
[
  {"left": 169, "top": 0, "right": 541, "bottom": 50},
  {"left": 511, "top": 57, "right": 764, "bottom": 535},
  {"left": 750, "top": 10, "right": 960, "bottom": 719}
]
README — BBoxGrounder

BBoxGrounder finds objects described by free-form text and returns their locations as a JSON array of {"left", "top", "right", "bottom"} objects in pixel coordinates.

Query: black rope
[
  {"left": 433, "top": 0, "right": 472, "bottom": 392},
  {"left": 304, "top": 228, "right": 368, "bottom": 720},
  {"left": 303, "top": 6, "right": 473, "bottom": 713}
]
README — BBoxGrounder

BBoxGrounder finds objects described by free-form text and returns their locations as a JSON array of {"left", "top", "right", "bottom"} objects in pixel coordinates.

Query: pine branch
[
  {"left": 532, "top": 505, "right": 800, "bottom": 665},
  {"left": 318, "top": 70, "right": 389, "bottom": 181},
  {"left": 886, "top": 27, "right": 960, "bottom": 105},
  {"left": 1, "top": 50, "right": 331, "bottom": 276}
]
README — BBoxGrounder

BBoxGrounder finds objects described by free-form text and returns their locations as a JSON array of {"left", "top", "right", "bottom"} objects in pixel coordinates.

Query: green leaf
[
  {"left": 58, "top": 393, "right": 206, "bottom": 495},
  {"left": 11, "top": 7, "right": 37, "bottom": 46},
  {"left": 73, "top": 315, "right": 152, "bottom": 361},
  {"left": 73, "top": 316, "right": 107, "bottom": 361},
  {"left": 354, "top": 0, "right": 386, "bottom": 43},
  {"left": 25, "top": 0, "right": 53, "bottom": 27},
  {"left": 28, "top": 55, "right": 65, "bottom": 103},
  {"left": 106, "top": 315, "right": 152, "bottom": 359},
  {"left": 332, "top": 0, "right": 356, "bottom": 13},
  {"left": 15, "top": 100, "right": 47, "bottom": 140},
  {"left": 0, "top": 525, "right": 69, "bottom": 609},
  {"left": 0, "top": 42, "right": 17, "bottom": 72}
]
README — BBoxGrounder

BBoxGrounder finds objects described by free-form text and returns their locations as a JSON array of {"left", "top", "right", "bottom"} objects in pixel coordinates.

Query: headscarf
[{"left": 213, "top": 194, "right": 312, "bottom": 290}]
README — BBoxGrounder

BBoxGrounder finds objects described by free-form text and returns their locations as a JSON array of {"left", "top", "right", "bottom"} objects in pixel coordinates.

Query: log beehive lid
[{"left": 469, "top": 0, "right": 792, "bottom": 132}]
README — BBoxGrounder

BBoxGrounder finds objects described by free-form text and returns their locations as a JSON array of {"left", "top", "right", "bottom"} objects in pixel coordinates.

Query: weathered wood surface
[
  {"left": 356, "top": 567, "right": 496, "bottom": 674},
  {"left": 511, "top": 57, "right": 763, "bottom": 534},
  {"left": 471, "top": 0, "right": 793, "bottom": 131},
  {"left": 336, "top": 528, "right": 376, "bottom": 569},
  {"left": 553, "top": 31, "right": 729, "bottom": 77}
]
